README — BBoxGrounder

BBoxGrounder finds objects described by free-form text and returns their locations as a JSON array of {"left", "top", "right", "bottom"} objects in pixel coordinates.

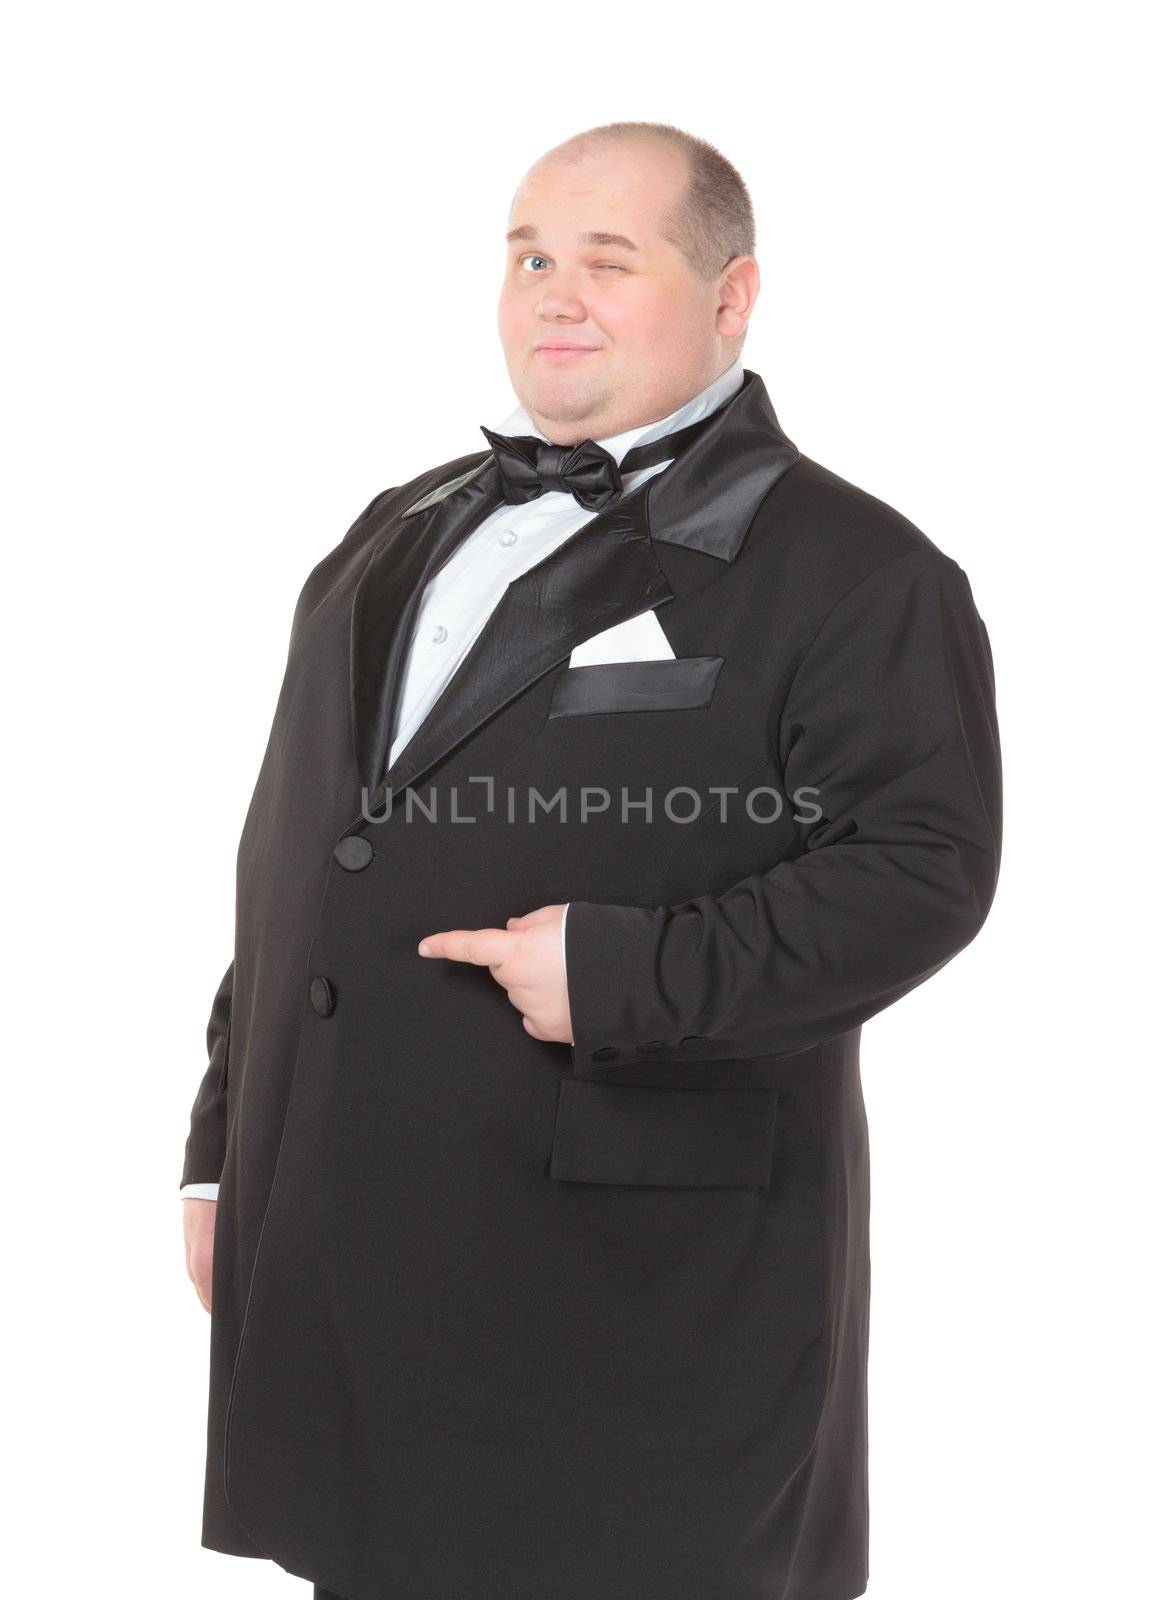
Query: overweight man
[{"left": 181, "top": 119, "right": 1002, "bottom": 1600}]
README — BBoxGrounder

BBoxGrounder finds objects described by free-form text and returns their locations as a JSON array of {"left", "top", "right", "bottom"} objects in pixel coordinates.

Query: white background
[{"left": 3, "top": 3, "right": 1170, "bottom": 1596}]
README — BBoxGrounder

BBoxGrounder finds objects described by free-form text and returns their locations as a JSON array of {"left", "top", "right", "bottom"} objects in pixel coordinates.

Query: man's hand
[
  {"left": 183, "top": 1197, "right": 217, "bottom": 1313},
  {"left": 418, "top": 902, "right": 572, "bottom": 1044}
]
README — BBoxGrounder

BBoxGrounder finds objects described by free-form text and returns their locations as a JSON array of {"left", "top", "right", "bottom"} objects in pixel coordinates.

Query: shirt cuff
[
  {"left": 560, "top": 901, "right": 569, "bottom": 976},
  {"left": 180, "top": 1182, "right": 220, "bottom": 1201}
]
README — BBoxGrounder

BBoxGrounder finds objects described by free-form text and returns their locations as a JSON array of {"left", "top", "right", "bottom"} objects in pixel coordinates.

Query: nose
[
  {"left": 536, "top": 286, "right": 587, "bottom": 322},
  {"left": 538, "top": 307, "right": 586, "bottom": 324}
]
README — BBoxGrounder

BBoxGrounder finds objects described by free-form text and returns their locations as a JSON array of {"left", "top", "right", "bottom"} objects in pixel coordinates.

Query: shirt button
[
  {"left": 498, "top": 528, "right": 518, "bottom": 547},
  {"left": 431, "top": 624, "right": 448, "bottom": 644}
]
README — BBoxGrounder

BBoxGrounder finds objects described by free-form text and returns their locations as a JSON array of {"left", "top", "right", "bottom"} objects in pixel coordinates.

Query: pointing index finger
[{"left": 418, "top": 928, "right": 513, "bottom": 967}]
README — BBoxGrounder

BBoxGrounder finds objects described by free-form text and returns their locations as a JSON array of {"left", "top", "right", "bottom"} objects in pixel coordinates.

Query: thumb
[{"left": 506, "top": 904, "right": 561, "bottom": 929}]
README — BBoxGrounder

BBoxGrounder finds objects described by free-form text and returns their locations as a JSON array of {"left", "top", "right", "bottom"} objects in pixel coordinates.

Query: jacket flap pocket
[
  {"left": 548, "top": 1077, "right": 778, "bottom": 1188},
  {"left": 548, "top": 655, "right": 724, "bottom": 719}
]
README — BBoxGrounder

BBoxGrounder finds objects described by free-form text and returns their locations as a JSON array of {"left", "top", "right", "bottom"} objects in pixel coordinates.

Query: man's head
[{"left": 498, "top": 121, "right": 759, "bottom": 445}]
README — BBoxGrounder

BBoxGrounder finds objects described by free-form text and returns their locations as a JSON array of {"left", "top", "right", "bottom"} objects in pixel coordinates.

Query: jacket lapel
[
  {"left": 354, "top": 479, "right": 675, "bottom": 819},
  {"left": 347, "top": 368, "right": 802, "bottom": 819},
  {"left": 349, "top": 457, "right": 502, "bottom": 797}
]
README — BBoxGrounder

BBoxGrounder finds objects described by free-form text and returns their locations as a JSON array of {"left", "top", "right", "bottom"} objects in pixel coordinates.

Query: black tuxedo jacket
[{"left": 182, "top": 368, "right": 1001, "bottom": 1600}]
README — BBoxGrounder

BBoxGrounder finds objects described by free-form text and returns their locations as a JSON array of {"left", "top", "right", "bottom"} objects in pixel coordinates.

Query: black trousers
[{"left": 312, "top": 1588, "right": 347, "bottom": 1599}]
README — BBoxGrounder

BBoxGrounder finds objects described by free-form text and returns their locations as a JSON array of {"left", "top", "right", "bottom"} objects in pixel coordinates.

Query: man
[{"left": 181, "top": 120, "right": 1001, "bottom": 1600}]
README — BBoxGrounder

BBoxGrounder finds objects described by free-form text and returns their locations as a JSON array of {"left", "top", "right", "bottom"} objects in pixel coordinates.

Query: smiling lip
[{"left": 536, "top": 344, "right": 600, "bottom": 361}]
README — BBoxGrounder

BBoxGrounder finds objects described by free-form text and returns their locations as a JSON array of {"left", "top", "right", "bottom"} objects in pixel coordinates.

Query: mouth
[{"left": 535, "top": 344, "right": 601, "bottom": 363}]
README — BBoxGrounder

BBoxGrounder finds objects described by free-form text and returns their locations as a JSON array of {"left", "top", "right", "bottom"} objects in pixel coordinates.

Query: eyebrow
[{"left": 505, "top": 225, "right": 641, "bottom": 252}]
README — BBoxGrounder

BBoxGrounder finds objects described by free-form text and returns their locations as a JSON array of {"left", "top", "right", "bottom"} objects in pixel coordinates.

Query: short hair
[{"left": 543, "top": 120, "right": 756, "bottom": 283}]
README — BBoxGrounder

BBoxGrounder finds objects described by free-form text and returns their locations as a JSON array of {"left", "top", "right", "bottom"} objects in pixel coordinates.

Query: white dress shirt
[{"left": 180, "top": 359, "right": 745, "bottom": 1200}]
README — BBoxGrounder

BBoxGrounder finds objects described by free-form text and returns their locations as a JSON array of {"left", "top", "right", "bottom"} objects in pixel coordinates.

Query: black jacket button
[
  {"left": 679, "top": 1035, "right": 707, "bottom": 1051},
  {"left": 309, "top": 976, "right": 337, "bottom": 1017},
  {"left": 334, "top": 836, "right": 373, "bottom": 871},
  {"left": 591, "top": 1046, "right": 620, "bottom": 1061}
]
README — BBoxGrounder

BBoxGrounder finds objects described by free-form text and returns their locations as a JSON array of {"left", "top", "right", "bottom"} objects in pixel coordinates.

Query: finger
[
  {"left": 506, "top": 903, "right": 562, "bottom": 929},
  {"left": 418, "top": 927, "right": 515, "bottom": 966},
  {"left": 506, "top": 910, "right": 541, "bottom": 929}
]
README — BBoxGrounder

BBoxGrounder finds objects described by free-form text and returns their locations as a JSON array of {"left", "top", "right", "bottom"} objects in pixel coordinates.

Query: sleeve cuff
[
  {"left": 180, "top": 1182, "right": 220, "bottom": 1201},
  {"left": 563, "top": 899, "right": 711, "bottom": 1073}
]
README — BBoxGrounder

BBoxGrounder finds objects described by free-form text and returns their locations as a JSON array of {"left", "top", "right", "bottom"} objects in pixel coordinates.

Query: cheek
[
  {"left": 594, "top": 282, "right": 662, "bottom": 343},
  {"left": 498, "top": 287, "right": 529, "bottom": 342}
]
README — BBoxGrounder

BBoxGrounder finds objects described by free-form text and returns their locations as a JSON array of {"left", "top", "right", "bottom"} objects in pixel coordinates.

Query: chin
[{"left": 525, "top": 371, "right": 609, "bottom": 425}]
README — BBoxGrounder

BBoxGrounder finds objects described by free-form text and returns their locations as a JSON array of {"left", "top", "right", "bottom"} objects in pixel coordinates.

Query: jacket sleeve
[
  {"left": 563, "top": 548, "right": 1002, "bottom": 1072},
  {"left": 179, "top": 959, "right": 234, "bottom": 1188}
]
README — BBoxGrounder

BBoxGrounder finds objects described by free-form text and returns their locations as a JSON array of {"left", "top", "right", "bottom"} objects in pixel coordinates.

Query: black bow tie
[{"left": 479, "top": 409, "right": 718, "bottom": 513}]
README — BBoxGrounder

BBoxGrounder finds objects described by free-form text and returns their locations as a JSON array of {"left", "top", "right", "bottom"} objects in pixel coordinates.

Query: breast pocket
[
  {"left": 547, "top": 655, "right": 724, "bottom": 719},
  {"left": 547, "top": 1077, "right": 778, "bottom": 1188}
]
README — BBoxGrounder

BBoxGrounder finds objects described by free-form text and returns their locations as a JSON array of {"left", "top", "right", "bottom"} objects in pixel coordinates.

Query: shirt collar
[
  {"left": 402, "top": 366, "right": 802, "bottom": 565},
  {"left": 493, "top": 358, "right": 746, "bottom": 468}
]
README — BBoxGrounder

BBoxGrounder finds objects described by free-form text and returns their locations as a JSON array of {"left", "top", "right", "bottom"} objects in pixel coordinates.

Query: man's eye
[{"left": 517, "top": 256, "right": 624, "bottom": 273}]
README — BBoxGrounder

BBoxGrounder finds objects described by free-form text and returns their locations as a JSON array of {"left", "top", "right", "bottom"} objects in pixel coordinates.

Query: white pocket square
[{"left": 568, "top": 610, "right": 676, "bottom": 668}]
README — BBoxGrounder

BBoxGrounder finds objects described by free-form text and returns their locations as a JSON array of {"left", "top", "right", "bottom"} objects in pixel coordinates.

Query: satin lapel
[
  {"left": 348, "top": 367, "right": 798, "bottom": 818},
  {"left": 349, "top": 458, "right": 503, "bottom": 796},
  {"left": 355, "top": 484, "right": 675, "bottom": 820}
]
